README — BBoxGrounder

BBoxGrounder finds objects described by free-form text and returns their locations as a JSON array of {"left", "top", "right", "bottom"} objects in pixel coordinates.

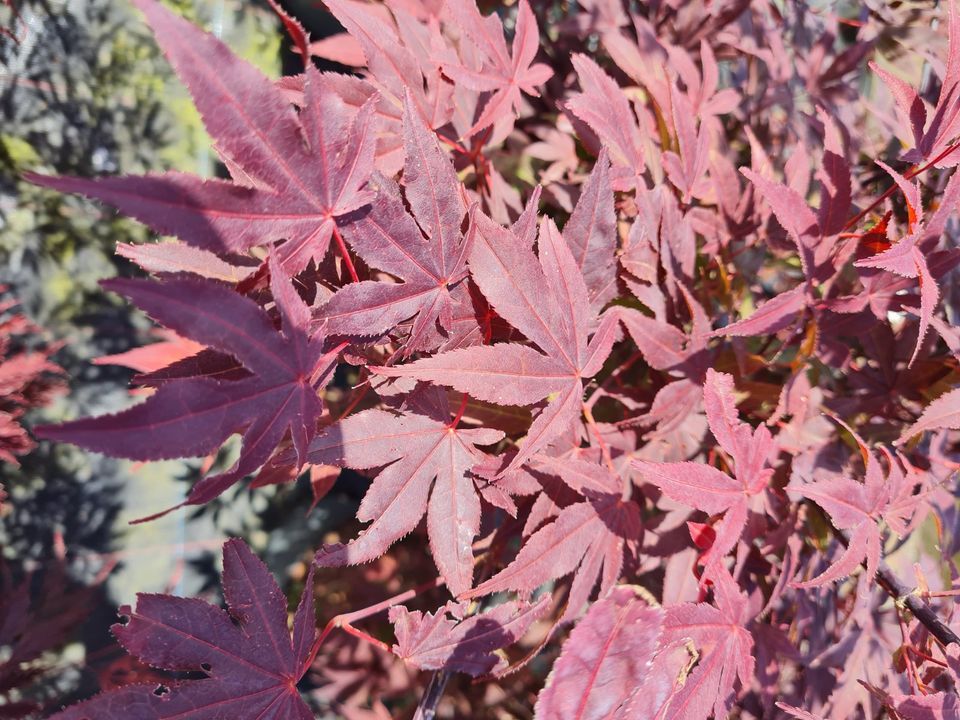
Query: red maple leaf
[
  {"left": 319, "top": 91, "right": 475, "bottom": 354},
  {"left": 307, "top": 394, "right": 504, "bottom": 597},
  {"left": 461, "top": 456, "right": 641, "bottom": 624},
  {"left": 389, "top": 595, "right": 548, "bottom": 676},
  {"left": 441, "top": 0, "right": 552, "bottom": 136},
  {"left": 634, "top": 369, "right": 776, "bottom": 582},
  {"left": 534, "top": 586, "right": 664, "bottom": 719},
  {"left": 372, "top": 201, "right": 620, "bottom": 475}
]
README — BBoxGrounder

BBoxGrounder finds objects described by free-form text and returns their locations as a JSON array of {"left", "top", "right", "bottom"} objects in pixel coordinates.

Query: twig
[
  {"left": 413, "top": 670, "right": 451, "bottom": 720},
  {"left": 301, "top": 576, "right": 444, "bottom": 674},
  {"left": 826, "top": 522, "right": 960, "bottom": 647},
  {"left": 874, "top": 564, "right": 960, "bottom": 647}
]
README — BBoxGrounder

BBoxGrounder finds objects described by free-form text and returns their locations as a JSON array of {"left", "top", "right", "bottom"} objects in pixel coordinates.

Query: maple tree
[{"left": 19, "top": 0, "right": 960, "bottom": 716}]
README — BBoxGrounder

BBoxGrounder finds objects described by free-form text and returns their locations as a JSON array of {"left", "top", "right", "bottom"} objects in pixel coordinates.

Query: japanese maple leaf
[
  {"left": 307, "top": 398, "right": 504, "bottom": 597},
  {"left": 634, "top": 369, "right": 776, "bottom": 581},
  {"left": 389, "top": 595, "right": 548, "bottom": 676},
  {"left": 662, "top": 80, "right": 711, "bottom": 203},
  {"left": 26, "top": 0, "right": 377, "bottom": 275},
  {"left": 567, "top": 53, "right": 647, "bottom": 191},
  {"left": 563, "top": 147, "right": 618, "bottom": 312},
  {"left": 736, "top": 115, "right": 852, "bottom": 288},
  {"left": 658, "top": 567, "right": 756, "bottom": 720},
  {"left": 534, "top": 586, "right": 664, "bottom": 720},
  {"left": 441, "top": 0, "right": 553, "bottom": 136},
  {"left": 51, "top": 539, "right": 317, "bottom": 719},
  {"left": 36, "top": 257, "right": 334, "bottom": 509},
  {"left": 462, "top": 457, "right": 641, "bottom": 624},
  {"left": 899, "top": 387, "right": 960, "bottom": 443},
  {"left": 373, "top": 210, "right": 620, "bottom": 475},
  {"left": 787, "top": 436, "right": 920, "bottom": 587},
  {"left": 870, "top": 0, "right": 960, "bottom": 167},
  {"left": 325, "top": 0, "right": 453, "bottom": 131},
  {"left": 854, "top": 162, "right": 939, "bottom": 367},
  {"left": 319, "top": 91, "right": 472, "bottom": 354}
]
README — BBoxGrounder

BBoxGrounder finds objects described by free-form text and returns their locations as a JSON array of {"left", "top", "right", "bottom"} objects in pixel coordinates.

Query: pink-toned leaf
[
  {"left": 568, "top": 54, "right": 646, "bottom": 185},
  {"left": 390, "top": 595, "right": 549, "bottom": 677},
  {"left": 116, "top": 242, "right": 255, "bottom": 283},
  {"left": 709, "top": 285, "right": 807, "bottom": 338},
  {"left": 462, "top": 491, "right": 640, "bottom": 603},
  {"left": 534, "top": 586, "right": 663, "bottom": 720},
  {"left": 617, "top": 308, "right": 688, "bottom": 371},
  {"left": 309, "top": 33, "right": 366, "bottom": 66},
  {"left": 634, "top": 460, "right": 743, "bottom": 515},
  {"left": 741, "top": 167, "right": 818, "bottom": 276},
  {"left": 898, "top": 387, "right": 960, "bottom": 442},
  {"left": 562, "top": 147, "right": 618, "bottom": 311},
  {"left": 309, "top": 406, "right": 502, "bottom": 596},
  {"left": 816, "top": 109, "right": 852, "bottom": 236},
  {"left": 660, "top": 570, "right": 755, "bottom": 720}
]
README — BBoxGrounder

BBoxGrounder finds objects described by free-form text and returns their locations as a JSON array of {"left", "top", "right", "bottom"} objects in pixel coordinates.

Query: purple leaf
[
  {"left": 50, "top": 539, "right": 315, "bottom": 719},
  {"left": 36, "top": 263, "right": 329, "bottom": 507},
  {"left": 28, "top": 0, "right": 377, "bottom": 275}
]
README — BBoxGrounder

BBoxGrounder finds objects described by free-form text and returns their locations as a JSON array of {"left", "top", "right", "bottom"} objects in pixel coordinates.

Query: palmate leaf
[
  {"left": 658, "top": 568, "right": 755, "bottom": 720},
  {"left": 27, "top": 0, "right": 377, "bottom": 275},
  {"left": 442, "top": 0, "right": 552, "bottom": 136},
  {"left": 854, "top": 161, "right": 943, "bottom": 367},
  {"left": 562, "top": 148, "right": 618, "bottom": 311},
  {"left": 870, "top": 0, "right": 960, "bottom": 167},
  {"left": 51, "top": 540, "right": 316, "bottom": 719},
  {"left": 307, "top": 402, "right": 504, "bottom": 597},
  {"left": 36, "top": 258, "right": 333, "bottom": 508},
  {"left": 787, "top": 436, "right": 921, "bottom": 587},
  {"left": 324, "top": 0, "right": 453, "bottom": 132},
  {"left": 567, "top": 54, "right": 647, "bottom": 190},
  {"left": 462, "top": 457, "right": 641, "bottom": 624},
  {"left": 390, "top": 595, "right": 549, "bottom": 676},
  {"left": 373, "top": 201, "right": 619, "bottom": 474},
  {"left": 899, "top": 387, "right": 960, "bottom": 442},
  {"left": 634, "top": 370, "right": 775, "bottom": 581},
  {"left": 319, "top": 90, "right": 473, "bottom": 353},
  {"left": 534, "top": 586, "right": 663, "bottom": 720}
]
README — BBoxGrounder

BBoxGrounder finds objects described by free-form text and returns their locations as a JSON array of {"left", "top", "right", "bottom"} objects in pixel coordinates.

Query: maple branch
[
  {"left": 874, "top": 566, "right": 960, "bottom": 648},
  {"left": 413, "top": 670, "right": 451, "bottom": 720},
  {"left": 332, "top": 223, "right": 360, "bottom": 283},
  {"left": 826, "top": 523, "right": 960, "bottom": 647},
  {"left": 301, "top": 576, "right": 444, "bottom": 674}
]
